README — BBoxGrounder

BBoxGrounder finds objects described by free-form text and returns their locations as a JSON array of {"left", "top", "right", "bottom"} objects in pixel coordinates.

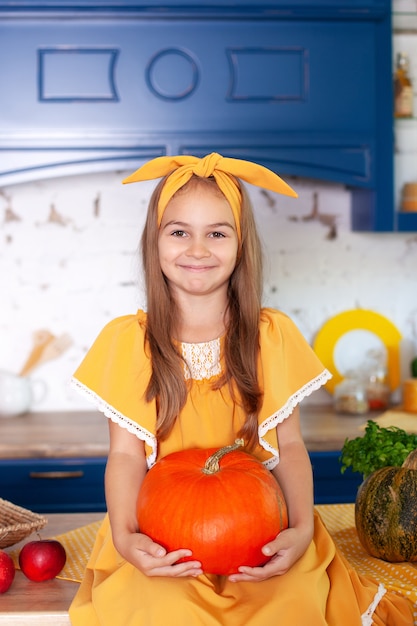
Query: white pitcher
[{"left": 0, "top": 370, "right": 47, "bottom": 417}]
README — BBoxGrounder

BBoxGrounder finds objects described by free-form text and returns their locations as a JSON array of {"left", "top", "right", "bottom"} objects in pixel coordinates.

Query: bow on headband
[{"left": 122, "top": 153, "right": 297, "bottom": 242}]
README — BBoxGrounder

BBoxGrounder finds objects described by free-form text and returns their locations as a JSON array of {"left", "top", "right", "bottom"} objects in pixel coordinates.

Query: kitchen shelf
[
  {"left": 393, "top": 9, "right": 417, "bottom": 230},
  {"left": 393, "top": 11, "right": 417, "bottom": 33}
]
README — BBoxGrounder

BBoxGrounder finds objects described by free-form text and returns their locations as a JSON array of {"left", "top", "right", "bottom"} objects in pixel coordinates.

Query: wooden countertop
[
  {"left": 0, "top": 405, "right": 371, "bottom": 460},
  {"left": 299, "top": 404, "right": 368, "bottom": 451},
  {"left": 2, "top": 512, "right": 104, "bottom": 626},
  {"left": 0, "top": 411, "right": 110, "bottom": 459}
]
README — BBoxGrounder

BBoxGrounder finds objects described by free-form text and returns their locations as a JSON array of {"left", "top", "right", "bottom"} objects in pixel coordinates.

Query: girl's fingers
[{"left": 138, "top": 544, "right": 202, "bottom": 577}]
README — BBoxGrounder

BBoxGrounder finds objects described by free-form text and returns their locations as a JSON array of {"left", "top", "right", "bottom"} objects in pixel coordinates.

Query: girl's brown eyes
[{"left": 170, "top": 230, "right": 226, "bottom": 238}]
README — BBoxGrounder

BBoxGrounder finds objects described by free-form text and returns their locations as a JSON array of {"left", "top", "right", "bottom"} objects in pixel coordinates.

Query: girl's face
[{"left": 158, "top": 183, "right": 239, "bottom": 300}]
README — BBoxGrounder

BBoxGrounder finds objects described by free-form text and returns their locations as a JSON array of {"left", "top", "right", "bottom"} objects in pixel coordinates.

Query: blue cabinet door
[{"left": 309, "top": 451, "right": 363, "bottom": 504}]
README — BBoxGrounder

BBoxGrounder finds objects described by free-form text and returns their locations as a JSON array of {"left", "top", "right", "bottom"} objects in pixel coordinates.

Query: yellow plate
[{"left": 313, "top": 310, "right": 402, "bottom": 394}]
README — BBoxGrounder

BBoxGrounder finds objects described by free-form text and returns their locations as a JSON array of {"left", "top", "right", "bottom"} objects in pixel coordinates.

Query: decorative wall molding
[
  {"left": 38, "top": 48, "right": 120, "bottom": 102},
  {"left": 226, "top": 48, "right": 308, "bottom": 102}
]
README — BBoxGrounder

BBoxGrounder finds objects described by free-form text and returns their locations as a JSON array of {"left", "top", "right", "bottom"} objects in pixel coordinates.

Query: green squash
[{"left": 354, "top": 449, "right": 417, "bottom": 562}]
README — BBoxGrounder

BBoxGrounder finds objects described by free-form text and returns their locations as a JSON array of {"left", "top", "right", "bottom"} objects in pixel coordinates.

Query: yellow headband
[{"left": 122, "top": 153, "right": 298, "bottom": 242}]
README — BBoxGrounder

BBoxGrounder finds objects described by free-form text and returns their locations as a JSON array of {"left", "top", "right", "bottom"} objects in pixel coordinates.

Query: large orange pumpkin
[{"left": 137, "top": 440, "right": 288, "bottom": 575}]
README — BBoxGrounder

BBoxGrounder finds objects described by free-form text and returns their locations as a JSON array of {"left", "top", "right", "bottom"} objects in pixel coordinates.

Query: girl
[{"left": 69, "top": 153, "right": 412, "bottom": 625}]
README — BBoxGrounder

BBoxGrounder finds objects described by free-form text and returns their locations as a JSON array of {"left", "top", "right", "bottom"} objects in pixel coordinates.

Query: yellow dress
[{"left": 69, "top": 309, "right": 413, "bottom": 626}]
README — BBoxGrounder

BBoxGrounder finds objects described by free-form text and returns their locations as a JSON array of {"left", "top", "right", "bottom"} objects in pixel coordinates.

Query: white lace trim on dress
[
  {"left": 258, "top": 369, "right": 332, "bottom": 470},
  {"left": 181, "top": 338, "right": 221, "bottom": 380},
  {"left": 70, "top": 377, "right": 157, "bottom": 468},
  {"left": 361, "top": 583, "right": 386, "bottom": 626}
]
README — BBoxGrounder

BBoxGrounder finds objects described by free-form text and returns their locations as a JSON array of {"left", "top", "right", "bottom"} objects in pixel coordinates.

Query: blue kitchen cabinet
[
  {"left": 0, "top": 1, "right": 411, "bottom": 231},
  {"left": 309, "top": 451, "right": 363, "bottom": 505},
  {"left": 0, "top": 457, "right": 107, "bottom": 513}
]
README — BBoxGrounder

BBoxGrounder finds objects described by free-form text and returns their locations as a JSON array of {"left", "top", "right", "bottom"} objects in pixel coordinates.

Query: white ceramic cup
[{"left": 0, "top": 370, "right": 47, "bottom": 417}]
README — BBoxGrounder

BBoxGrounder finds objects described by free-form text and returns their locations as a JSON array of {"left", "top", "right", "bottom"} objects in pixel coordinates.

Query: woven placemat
[{"left": 53, "top": 520, "right": 103, "bottom": 582}]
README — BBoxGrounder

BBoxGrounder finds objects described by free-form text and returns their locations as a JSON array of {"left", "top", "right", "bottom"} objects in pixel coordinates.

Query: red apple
[
  {"left": 19, "top": 539, "right": 66, "bottom": 582},
  {"left": 0, "top": 550, "right": 16, "bottom": 593}
]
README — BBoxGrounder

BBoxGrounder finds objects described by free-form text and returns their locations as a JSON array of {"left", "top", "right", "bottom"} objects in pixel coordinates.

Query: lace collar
[{"left": 181, "top": 338, "right": 222, "bottom": 380}]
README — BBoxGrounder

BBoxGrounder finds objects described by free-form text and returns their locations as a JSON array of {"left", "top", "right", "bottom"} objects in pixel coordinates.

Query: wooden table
[{"left": 2, "top": 513, "right": 103, "bottom": 626}]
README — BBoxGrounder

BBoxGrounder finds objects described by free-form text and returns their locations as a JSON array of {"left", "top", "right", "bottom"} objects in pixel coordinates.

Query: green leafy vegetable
[{"left": 340, "top": 420, "right": 417, "bottom": 478}]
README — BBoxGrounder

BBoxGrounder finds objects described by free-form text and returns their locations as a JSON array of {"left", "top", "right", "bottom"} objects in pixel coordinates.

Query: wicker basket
[{"left": 0, "top": 498, "right": 47, "bottom": 549}]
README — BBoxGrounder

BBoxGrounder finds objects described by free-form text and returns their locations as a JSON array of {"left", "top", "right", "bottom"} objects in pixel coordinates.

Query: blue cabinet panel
[
  {"left": 309, "top": 451, "right": 363, "bottom": 505},
  {"left": 0, "top": 457, "right": 107, "bottom": 513}
]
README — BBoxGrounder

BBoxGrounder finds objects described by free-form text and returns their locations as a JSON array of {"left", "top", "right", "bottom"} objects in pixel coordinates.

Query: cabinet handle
[{"left": 29, "top": 470, "right": 84, "bottom": 479}]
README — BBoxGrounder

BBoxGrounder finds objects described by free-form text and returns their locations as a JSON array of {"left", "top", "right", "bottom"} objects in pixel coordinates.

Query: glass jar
[
  {"left": 334, "top": 377, "right": 369, "bottom": 415},
  {"left": 366, "top": 377, "right": 390, "bottom": 411}
]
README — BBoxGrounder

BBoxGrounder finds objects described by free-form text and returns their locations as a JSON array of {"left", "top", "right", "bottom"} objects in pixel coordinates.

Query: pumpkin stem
[
  {"left": 401, "top": 449, "right": 417, "bottom": 470},
  {"left": 202, "top": 439, "right": 245, "bottom": 475}
]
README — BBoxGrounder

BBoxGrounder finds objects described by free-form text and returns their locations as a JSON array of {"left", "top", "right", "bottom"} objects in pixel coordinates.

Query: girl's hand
[
  {"left": 115, "top": 530, "right": 203, "bottom": 578},
  {"left": 228, "top": 526, "right": 312, "bottom": 583}
]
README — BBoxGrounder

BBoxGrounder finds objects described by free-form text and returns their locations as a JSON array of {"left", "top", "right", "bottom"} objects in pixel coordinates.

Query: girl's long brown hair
[{"left": 141, "top": 174, "right": 264, "bottom": 450}]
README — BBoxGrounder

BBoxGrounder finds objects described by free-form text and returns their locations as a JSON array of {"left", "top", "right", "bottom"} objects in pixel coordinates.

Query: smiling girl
[{"left": 69, "top": 154, "right": 412, "bottom": 626}]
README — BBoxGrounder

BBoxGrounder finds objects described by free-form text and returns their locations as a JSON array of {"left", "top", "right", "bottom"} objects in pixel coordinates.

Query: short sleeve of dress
[
  {"left": 257, "top": 308, "right": 331, "bottom": 468},
  {"left": 70, "top": 310, "right": 158, "bottom": 466}
]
